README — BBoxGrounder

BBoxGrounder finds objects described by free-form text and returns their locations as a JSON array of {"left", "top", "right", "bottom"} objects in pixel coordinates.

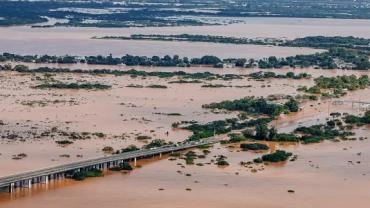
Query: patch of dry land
[{"left": 0, "top": 60, "right": 369, "bottom": 208}]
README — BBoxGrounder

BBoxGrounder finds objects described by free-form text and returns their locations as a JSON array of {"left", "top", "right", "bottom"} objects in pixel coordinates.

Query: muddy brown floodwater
[
  {"left": 0, "top": 136, "right": 369, "bottom": 208},
  {"left": 0, "top": 62, "right": 369, "bottom": 208},
  {"left": 2, "top": 18, "right": 370, "bottom": 58},
  {"left": 5, "top": 17, "right": 370, "bottom": 57},
  {"left": 1, "top": 19, "right": 370, "bottom": 207}
]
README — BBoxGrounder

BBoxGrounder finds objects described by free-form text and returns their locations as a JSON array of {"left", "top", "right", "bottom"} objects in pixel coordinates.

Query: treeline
[
  {"left": 34, "top": 83, "right": 111, "bottom": 90},
  {"left": 283, "top": 36, "right": 370, "bottom": 49},
  {"left": 248, "top": 71, "right": 311, "bottom": 80},
  {"left": 86, "top": 54, "right": 223, "bottom": 67},
  {"left": 92, "top": 35, "right": 370, "bottom": 70},
  {"left": 95, "top": 34, "right": 283, "bottom": 45},
  {"left": 2, "top": 36, "right": 370, "bottom": 70},
  {"left": 0, "top": 53, "right": 78, "bottom": 64},
  {"left": 97, "top": 35, "right": 370, "bottom": 51},
  {"left": 1, "top": 64, "right": 243, "bottom": 81},
  {"left": 0, "top": 53, "right": 225, "bottom": 67}
]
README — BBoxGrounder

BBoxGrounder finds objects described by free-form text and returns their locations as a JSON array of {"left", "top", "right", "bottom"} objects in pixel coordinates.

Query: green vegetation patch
[
  {"left": 34, "top": 82, "right": 111, "bottom": 90},
  {"left": 240, "top": 143, "right": 269, "bottom": 151},
  {"left": 7, "top": 65, "right": 243, "bottom": 81},
  {"left": 298, "top": 75, "right": 370, "bottom": 98},
  {"left": 97, "top": 34, "right": 282, "bottom": 46},
  {"left": 183, "top": 117, "right": 272, "bottom": 141},
  {"left": 203, "top": 97, "right": 299, "bottom": 117},
  {"left": 146, "top": 84, "right": 168, "bottom": 89},
  {"left": 249, "top": 71, "right": 311, "bottom": 80},
  {"left": 295, "top": 124, "right": 354, "bottom": 143},
  {"left": 144, "top": 139, "right": 170, "bottom": 149},
  {"left": 260, "top": 150, "right": 293, "bottom": 162},
  {"left": 72, "top": 168, "right": 103, "bottom": 181},
  {"left": 120, "top": 145, "right": 140, "bottom": 153},
  {"left": 55, "top": 140, "right": 73, "bottom": 145},
  {"left": 344, "top": 111, "right": 370, "bottom": 125},
  {"left": 184, "top": 151, "right": 197, "bottom": 165}
]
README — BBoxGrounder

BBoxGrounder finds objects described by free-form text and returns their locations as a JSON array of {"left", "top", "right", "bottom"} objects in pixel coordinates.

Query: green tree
[
  {"left": 268, "top": 127, "right": 277, "bottom": 140},
  {"left": 255, "top": 123, "right": 269, "bottom": 139},
  {"left": 285, "top": 99, "right": 300, "bottom": 112},
  {"left": 363, "top": 110, "right": 370, "bottom": 123}
]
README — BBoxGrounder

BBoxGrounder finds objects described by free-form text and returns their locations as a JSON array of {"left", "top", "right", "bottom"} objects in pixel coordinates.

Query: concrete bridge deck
[{"left": 0, "top": 139, "right": 217, "bottom": 192}]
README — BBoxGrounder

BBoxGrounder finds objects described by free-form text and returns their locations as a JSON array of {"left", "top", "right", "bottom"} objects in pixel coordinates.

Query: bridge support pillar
[
  {"left": 9, "top": 183, "right": 14, "bottom": 193},
  {"left": 0, "top": 183, "right": 14, "bottom": 193},
  {"left": 18, "top": 180, "right": 30, "bottom": 188},
  {"left": 15, "top": 181, "right": 21, "bottom": 188},
  {"left": 40, "top": 176, "right": 49, "bottom": 184}
]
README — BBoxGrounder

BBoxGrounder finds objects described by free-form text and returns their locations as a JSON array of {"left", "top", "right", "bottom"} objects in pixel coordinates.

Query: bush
[
  {"left": 144, "top": 139, "right": 168, "bottom": 149},
  {"left": 184, "top": 151, "right": 197, "bottom": 165},
  {"left": 261, "top": 150, "right": 293, "bottom": 162},
  {"left": 228, "top": 133, "right": 247, "bottom": 143},
  {"left": 284, "top": 99, "right": 300, "bottom": 112},
  {"left": 72, "top": 168, "right": 103, "bottom": 181},
  {"left": 301, "top": 136, "right": 322, "bottom": 144},
  {"left": 121, "top": 145, "right": 140, "bottom": 153},
  {"left": 255, "top": 123, "right": 269, "bottom": 139},
  {"left": 55, "top": 140, "right": 73, "bottom": 145},
  {"left": 240, "top": 143, "right": 269, "bottom": 151},
  {"left": 102, "top": 146, "right": 114, "bottom": 152}
]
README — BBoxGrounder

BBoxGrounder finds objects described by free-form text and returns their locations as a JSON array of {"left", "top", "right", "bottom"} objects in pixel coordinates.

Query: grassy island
[{"left": 34, "top": 83, "right": 112, "bottom": 90}]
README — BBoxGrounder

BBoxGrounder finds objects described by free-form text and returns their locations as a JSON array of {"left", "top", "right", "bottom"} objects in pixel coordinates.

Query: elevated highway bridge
[{"left": 0, "top": 139, "right": 217, "bottom": 193}]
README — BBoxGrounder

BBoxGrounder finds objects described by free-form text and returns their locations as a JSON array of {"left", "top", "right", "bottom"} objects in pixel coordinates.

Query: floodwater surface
[
  {"left": 1, "top": 17, "right": 370, "bottom": 208},
  {"left": 5, "top": 17, "right": 370, "bottom": 57}
]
